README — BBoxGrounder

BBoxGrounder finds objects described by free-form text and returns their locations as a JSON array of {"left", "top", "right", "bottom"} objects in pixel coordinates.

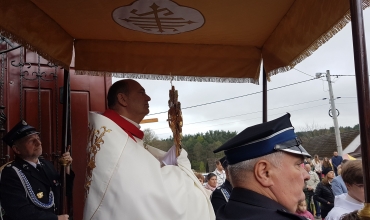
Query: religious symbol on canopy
[
  {"left": 112, "top": 0, "right": 204, "bottom": 34},
  {"left": 168, "top": 84, "right": 183, "bottom": 157}
]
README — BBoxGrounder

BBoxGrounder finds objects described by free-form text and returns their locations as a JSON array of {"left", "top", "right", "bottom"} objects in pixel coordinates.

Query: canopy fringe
[
  {"left": 268, "top": 0, "right": 370, "bottom": 78},
  {"left": 75, "top": 70, "right": 258, "bottom": 84},
  {"left": 0, "top": 29, "right": 69, "bottom": 69}
]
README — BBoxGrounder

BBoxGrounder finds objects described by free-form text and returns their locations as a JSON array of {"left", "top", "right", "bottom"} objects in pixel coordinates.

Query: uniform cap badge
[{"left": 21, "top": 120, "right": 27, "bottom": 125}]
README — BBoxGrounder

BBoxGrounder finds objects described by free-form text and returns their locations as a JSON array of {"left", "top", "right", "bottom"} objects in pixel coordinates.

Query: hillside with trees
[
  {"left": 143, "top": 129, "right": 237, "bottom": 172},
  {"left": 144, "top": 124, "right": 359, "bottom": 172},
  {"left": 296, "top": 124, "right": 359, "bottom": 141}
]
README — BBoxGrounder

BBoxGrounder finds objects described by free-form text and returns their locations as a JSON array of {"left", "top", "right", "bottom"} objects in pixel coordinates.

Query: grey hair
[{"left": 227, "top": 151, "right": 285, "bottom": 186}]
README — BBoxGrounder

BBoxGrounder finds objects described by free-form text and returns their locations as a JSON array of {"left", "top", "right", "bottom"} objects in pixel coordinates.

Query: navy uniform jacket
[
  {"left": 216, "top": 187, "right": 306, "bottom": 220},
  {"left": 0, "top": 157, "right": 74, "bottom": 220},
  {"left": 211, "top": 179, "right": 232, "bottom": 213}
]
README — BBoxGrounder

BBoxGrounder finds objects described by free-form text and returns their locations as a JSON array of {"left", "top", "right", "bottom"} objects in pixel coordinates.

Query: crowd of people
[
  {"left": 300, "top": 151, "right": 365, "bottom": 220},
  {"left": 0, "top": 79, "right": 366, "bottom": 220},
  {"left": 196, "top": 150, "right": 364, "bottom": 220}
]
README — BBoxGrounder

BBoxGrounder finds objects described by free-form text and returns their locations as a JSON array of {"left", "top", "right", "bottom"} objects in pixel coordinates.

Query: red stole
[{"left": 102, "top": 109, "right": 144, "bottom": 142}]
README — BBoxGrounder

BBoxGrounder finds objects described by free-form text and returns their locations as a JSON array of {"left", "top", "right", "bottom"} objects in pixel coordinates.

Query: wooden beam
[{"left": 140, "top": 118, "right": 158, "bottom": 124}]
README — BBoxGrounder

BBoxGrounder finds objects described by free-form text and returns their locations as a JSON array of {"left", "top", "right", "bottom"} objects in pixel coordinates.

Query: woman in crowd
[
  {"left": 314, "top": 168, "right": 335, "bottom": 219},
  {"left": 312, "top": 154, "right": 322, "bottom": 181},
  {"left": 204, "top": 173, "right": 217, "bottom": 197},
  {"left": 322, "top": 157, "right": 333, "bottom": 178},
  {"left": 195, "top": 172, "right": 205, "bottom": 185}
]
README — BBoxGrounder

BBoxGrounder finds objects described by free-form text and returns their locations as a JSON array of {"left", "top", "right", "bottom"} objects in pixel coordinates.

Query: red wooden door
[
  {"left": 69, "top": 69, "right": 110, "bottom": 220},
  {"left": 3, "top": 47, "right": 110, "bottom": 220}
]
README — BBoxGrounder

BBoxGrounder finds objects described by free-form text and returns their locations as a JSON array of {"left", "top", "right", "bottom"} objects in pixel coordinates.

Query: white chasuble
[{"left": 83, "top": 112, "right": 215, "bottom": 220}]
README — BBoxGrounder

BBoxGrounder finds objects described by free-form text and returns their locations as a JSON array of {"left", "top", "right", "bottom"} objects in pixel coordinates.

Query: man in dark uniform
[
  {"left": 0, "top": 120, "right": 74, "bottom": 220},
  {"left": 211, "top": 157, "right": 232, "bottom": 213},
  {"left": 214, "top": 114, "right": 311, "bottom": 220}
]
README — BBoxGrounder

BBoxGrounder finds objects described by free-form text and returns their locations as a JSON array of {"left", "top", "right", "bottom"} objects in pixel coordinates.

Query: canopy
[
  {"left": 1, "top": 0, "right": 370, "bottom": 217},
  {"left": 1, "top": 0, "right": 369, "bottom": 83}
]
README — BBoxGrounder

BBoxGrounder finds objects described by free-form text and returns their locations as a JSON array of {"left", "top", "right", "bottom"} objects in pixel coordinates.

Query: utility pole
[{"left": 326, "top": 70, "right": 343, "bottom": 155}]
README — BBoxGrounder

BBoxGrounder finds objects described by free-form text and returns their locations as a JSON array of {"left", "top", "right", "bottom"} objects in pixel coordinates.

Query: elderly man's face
[
  {"left": 13, "top": 134, "right": 42, "bottom": 160},
  {"left": 269, "top": 153, "right": 310, "bottom": 213}
]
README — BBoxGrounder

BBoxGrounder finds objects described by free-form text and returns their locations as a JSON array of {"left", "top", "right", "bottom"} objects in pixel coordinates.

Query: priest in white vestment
[{"left": 83, "top": 79, "right": 215, "bottom": 220}]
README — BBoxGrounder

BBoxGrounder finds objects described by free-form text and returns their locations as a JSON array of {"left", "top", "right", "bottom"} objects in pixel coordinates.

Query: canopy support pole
[
  {"left": 60, "top": 68, "right": 73, "bottom": 218},
  {"left": 262, "top": 68, "right": 267, "bottom": 123},
  {"left": 349, "top": 0, "right": 370, "bottom": 218}
]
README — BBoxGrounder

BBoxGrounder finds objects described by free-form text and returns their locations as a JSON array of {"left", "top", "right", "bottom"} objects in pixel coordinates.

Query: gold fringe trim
[
  {"left": 268, "top": 0, "right": 370, "bottom": 78},
  {"left": 0, "top": 29, "right": 69, "bottom": 69},
  {"left": 75, "top": 70, "right": 258, "bottom": 84}
]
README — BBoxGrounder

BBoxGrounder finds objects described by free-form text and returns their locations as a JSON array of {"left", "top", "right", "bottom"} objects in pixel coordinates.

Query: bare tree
[
  {"left": 143, "top": 128, "right": 158, "bottom": 146},
  {"left": 296, "top": 121, "right": 332, "bottom": 140}
]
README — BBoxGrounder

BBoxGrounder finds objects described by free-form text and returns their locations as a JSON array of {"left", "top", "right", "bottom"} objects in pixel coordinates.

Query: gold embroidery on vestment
[{"left": 84, "top": 125, "right": 112, "bottom": 198}]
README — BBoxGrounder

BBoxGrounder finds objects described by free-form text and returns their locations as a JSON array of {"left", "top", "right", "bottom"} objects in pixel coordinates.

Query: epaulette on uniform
[{"left": 0, "top": 161, "right": 13, "bottom": 172}]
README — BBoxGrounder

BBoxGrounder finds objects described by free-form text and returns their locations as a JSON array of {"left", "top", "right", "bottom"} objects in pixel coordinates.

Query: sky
[{"left": 114, "top": 9, "right": 370, "bottom": 140}]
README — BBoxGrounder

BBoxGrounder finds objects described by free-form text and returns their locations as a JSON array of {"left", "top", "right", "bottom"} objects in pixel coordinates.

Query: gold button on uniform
[{"left": 37, "top": 192, "right": 43, "bottom": 199}]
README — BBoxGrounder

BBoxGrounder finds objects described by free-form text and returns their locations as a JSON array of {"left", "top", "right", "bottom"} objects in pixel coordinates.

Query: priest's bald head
[{"left": 107, "top": 79, "right": 151, "bottom": 124}]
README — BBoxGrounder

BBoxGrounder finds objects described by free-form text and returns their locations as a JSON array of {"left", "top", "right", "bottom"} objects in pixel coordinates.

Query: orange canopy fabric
[{"left": 1, "top": 0, "right": 369, "bottom": 83}]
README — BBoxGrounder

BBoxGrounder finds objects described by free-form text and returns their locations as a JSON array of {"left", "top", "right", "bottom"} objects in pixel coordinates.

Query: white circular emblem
[{"left": 112, "top": 0, "right": 204, "bottom": 35}]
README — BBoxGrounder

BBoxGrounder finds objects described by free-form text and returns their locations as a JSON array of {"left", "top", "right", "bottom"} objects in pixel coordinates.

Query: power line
[
  {"left": 147, "top": 78, "right": 318, "bottom": 116},
  {"left": 147, "top": 91, "right": 262, "bottom": 116},
  {"left": 336, "top": 102, "right": 358, "bottom": 105},
  {"left": 154, "top": 101, "right": 358, "bottom": 137},
  {"left": 155, "top": 103, "right": 336, "bottom": 136},
  {"left": 293, "top": 68, "right": 315, "bottom": 78},
  {"left": 151, "top": 97, "right": 357, "bottom": 132},
  {"left": 267, "top": 78, "right": 317, "bottom": 91},
  {"left": 150, "top": 98, "right": 327, "bottom": 131}
]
